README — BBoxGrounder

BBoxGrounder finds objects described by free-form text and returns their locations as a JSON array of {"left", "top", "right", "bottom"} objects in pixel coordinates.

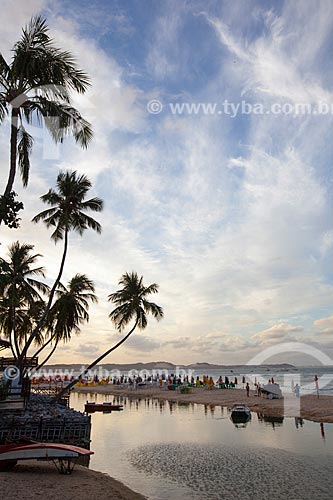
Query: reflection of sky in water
[{"left": 71, "top": 392, "right": 333, "bottom": 500}]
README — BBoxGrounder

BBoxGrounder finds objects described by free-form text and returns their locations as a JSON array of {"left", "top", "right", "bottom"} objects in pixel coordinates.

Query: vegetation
[
  {"left": 0, "top": 16, "right": 163, "bottom": 403},
  {"left": 17, "top": 170, "right": 103, "bottom": 369},
  {"left": 34, "top": 274, "right": 98, "bottom": 370},
  {"left": 0, "top": 241, "right": 49, "bottom": 359},
  {"left": 55, "top": 272, "right": 163, "bottom": 400},
  {"left": 0, "top": 16, "right": 92, "bottom": 226},
  {"left": 0, "top": 243, "right": 97, "bottom": 369}
]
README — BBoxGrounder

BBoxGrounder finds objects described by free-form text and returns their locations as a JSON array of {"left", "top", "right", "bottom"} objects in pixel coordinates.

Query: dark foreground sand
[
  {"left": 74, "top": 385, "right": 333, "bottom": 422},
  {"left": 0, "top": 460, "right": 145, "bottom": 500}
]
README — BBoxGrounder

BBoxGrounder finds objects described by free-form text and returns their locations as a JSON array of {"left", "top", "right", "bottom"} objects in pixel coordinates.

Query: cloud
[
  {"left": 164, "top": 333, "right": 250, "bottom": 354},
  {"left": 314, "top": 316, "right": 333, "bottom": 336},
  {"left": 107, "top": 334, "right": 161, "bottom": 353},
  {"left": 314, "top": 316, "right": 333, "bottom": 329},
  {"left": 252, "top": 324, "right": 303, "bottom": 345},
  {"left": 203, "top": 4, "right": 333, "bottom": 104},
  {"left": 0, "top": 0, "right": 47, "bottom": 59},
  {"left": 145, "top": 1, "right": 185, "bottom": 80},
  {"left": 1, "top": 1, "right": 332, "bottom": 366}
]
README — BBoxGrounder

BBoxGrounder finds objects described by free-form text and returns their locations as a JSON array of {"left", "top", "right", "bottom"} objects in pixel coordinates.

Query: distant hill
[{"left": 44, "top": 361, "right": 295, "bottom": 371}]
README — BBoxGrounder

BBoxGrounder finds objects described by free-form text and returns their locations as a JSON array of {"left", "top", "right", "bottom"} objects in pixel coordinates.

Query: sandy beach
[
  {"left": 0, "top": 460, "right": 145, "bottom": 500},
  {"left": 74, "top": 385, "right": 333, "bottom": 423}
]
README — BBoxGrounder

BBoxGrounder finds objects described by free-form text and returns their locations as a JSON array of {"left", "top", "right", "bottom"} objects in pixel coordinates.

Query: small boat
[
  {"left": 261, "top": 383, "right": 283, "bottom": 399},
  {"left": 0, "top": 440, "right": 93, "bottom": 474},
  {"left": 230, "top": 405, "right": 251, "bottom": 424},
  {"left": 84, "top": 401, "right": 124, "bottom": 413}
]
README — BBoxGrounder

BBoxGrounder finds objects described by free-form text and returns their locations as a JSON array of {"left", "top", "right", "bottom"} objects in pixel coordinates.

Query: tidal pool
[{"left": 71, "top": 392, "right": 333, "bottom": 500}]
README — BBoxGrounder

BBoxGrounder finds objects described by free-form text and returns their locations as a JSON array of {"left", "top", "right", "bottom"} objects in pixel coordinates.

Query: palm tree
[
  {"left": 0, "top": 296, "right": 46, "bottom": 358},
  {"left": 0, "top": 241, "right": 49, "bottom": 358},
  {"left": 17, "top": 171, "right": 103, "bottom": 367},
  {"left": 54, "top": 272, "right": 163, "bottom": 401},
  {"left": 0, "top": 16, "right": 92, "bottom": 226},
  {"left": 34, "top": 274, "right": 97, "bottom": 369}
]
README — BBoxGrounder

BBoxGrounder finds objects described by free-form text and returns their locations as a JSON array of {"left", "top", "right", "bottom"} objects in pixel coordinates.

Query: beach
[
  {"left": 74, "top": 385, "right": 333, "bottom": 423},
  {"left": 0, "top": 460, "right": 145, "bottom": 500}
]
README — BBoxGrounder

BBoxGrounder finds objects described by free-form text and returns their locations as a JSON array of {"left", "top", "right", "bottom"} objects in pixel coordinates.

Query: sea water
[{"left": 70, "top": 392, "right": 333, "bottom": 500}]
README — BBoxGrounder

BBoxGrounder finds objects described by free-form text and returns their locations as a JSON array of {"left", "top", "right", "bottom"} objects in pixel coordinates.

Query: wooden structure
[
  {"left": 0, "top": 357, "right": 37, "bottom": 406},
  {"left": 30, "top": 385, "right": 70, "bottom": 407},
  {"left": 0, "top": 357, "right": 38, "bottom": 370},
  {"left": 0, "top": 414, "right": 91, "bottom": 446}
]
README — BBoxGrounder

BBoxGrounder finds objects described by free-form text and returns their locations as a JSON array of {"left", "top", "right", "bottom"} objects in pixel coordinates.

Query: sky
[{"left": 0, "top": 0, "right": 332, "bottom": 366}]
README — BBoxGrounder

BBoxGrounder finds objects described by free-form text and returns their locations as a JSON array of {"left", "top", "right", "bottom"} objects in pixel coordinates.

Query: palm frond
[
  {"left": 30, "top": 99, "right": 93, "bottom": 147},
  {"left": 81, "top": 197, "right": 104, "bottom": 212},
  {"left": 18, "top": 126, "right": 34, "bottom": 187},
  {"left": 0, "top": 53, "right": 10, "bottom": 89},
  {"left": 0, "top": 98, "right": 8, "bottom": 122},
  {"left": 47, "top": 273, "right": 97, "bottom": 341},
  {"left": 33, "top": 170, "right": 103, "bottom": 241},
  {"left": 108, "top": 272, "right": 163, "bottom": 332},
  {"left": 32, "top": 207, "right": 58, "bottom": 224}
]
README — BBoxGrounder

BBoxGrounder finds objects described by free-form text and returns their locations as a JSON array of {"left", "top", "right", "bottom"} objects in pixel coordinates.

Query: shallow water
[{"left": 71, "top": 392, "right": 333, "bottom": 500}]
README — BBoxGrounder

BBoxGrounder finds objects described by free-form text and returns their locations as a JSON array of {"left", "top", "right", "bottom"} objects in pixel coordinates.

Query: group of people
[{"left": 75, "top": 372, "right": 256, "bottom": 394}]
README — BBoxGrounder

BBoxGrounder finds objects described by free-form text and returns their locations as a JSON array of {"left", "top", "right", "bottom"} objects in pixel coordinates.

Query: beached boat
[
  {"left": 0, "top": 440, "right": 93, "bottom": 473},
  {"left": 230, "top": 405, "right": 251, "bottom": 424},
  {"left": 261, "top": 383, "right": 283, "bottom": 399},
  {"left": 84, "top": 401, "right": 124, "bottom": 413}
]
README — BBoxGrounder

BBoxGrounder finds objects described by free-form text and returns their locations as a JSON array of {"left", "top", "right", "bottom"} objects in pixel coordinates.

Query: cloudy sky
[{"left": 0, "top": 0, "right": 332, "bottom": 366}]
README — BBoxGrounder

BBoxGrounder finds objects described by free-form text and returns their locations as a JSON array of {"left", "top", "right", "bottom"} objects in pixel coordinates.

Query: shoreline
[
  {"left": 74, "top": 385, "right": 333, "bottom": 423},
  {"left": 0, "top": 460, "right": 146, "bottom": 500}
]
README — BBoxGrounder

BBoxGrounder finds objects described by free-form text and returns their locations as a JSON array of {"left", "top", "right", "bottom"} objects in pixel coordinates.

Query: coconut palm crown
[
  {"left": 54, "top": 272, "right": 163, "bottom": 401},
  {"left": 32, "top": 170, "right": 103, "bottom": 241},
  {"left": 108, "top": 272, "right": 164, "bottom": 331},
  {"left": 33, "top": 274, "right": 97, "bottom": 369},
  {"left": 0, "top": 15, "right": 92, "bottom": 226},
  {"left": 48, "top": 273, "right": 97, "bottom": 341},
  {"left": 0, "top": 241, "right": 49, "bottom": 357}
]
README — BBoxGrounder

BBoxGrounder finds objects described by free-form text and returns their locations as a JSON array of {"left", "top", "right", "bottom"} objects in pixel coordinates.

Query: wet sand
[
  {"left": 129, "top": 443, "right": 333, "bottom": 500},
  {"left": 0, "top": 460, "right": 145, "bottom": 500},
  {"left": 74, "top": 385, "right": 333, "bottom": 423}
]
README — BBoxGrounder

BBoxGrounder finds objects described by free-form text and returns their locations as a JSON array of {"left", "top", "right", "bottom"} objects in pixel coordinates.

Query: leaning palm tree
[
  {"left": 0, "top": 16, "right": 92, "bottom": 226},
  {"left": 54, "top": 272, "right": 163, "bottom": 401},
  {"left": 33, "top": 274, "right": 97, "bottom": 370},
  {"left": 0, "top": 241, "right": 49, "bottom": 358},
  {"left": 17, "top": 171, "right": 103, "bottom": 367}
]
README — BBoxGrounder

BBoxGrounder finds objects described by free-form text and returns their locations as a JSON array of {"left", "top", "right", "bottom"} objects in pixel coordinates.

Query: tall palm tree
[
  {"left": 0, "top": 241, "right": 49, "bottom": 358},
  {"left": 34, "top": 274, "right": 97, "bottom": 369},
  {"left": 54, "top": 272, "right": 163, "bottom": 400},
  {"left": 18, "top": 171, "right": 103, "bottom": 367},
  {"left": 0, "top": 16, "right": 92, "bottom": 226}
]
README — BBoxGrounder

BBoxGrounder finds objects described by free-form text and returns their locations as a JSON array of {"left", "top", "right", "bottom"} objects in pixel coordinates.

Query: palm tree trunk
[
  {"left": 9, "top": 328, "right": 18, "bottom": 360},
  {"left": 30, "top": 334, "right": 56, "bottom": 366},
  {"left": 35, "top": 340, "right": 58, "bottom": 371},
  {"left": 18, "top": 228, "right": 69, "bottom": 370},
  {"left": 4, "top": 108, "right": 19, "bottom": 197},
  {"left": 10, "top": 287, "right": 20, "bottom": 359},
  {"left": 12, "top": 324, "right": 21, "bottom": 360},
  {"left": 53, "top": 318, "right": 138, "bottom": 402}
]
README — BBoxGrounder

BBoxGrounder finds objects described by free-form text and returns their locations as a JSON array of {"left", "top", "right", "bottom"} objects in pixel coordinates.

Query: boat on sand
[
  {"left": 0, "top": 440, "right": 93, "bottom": 474},
  {"left": 261, "top": 383, "right": 283, "bottom": 399}
]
